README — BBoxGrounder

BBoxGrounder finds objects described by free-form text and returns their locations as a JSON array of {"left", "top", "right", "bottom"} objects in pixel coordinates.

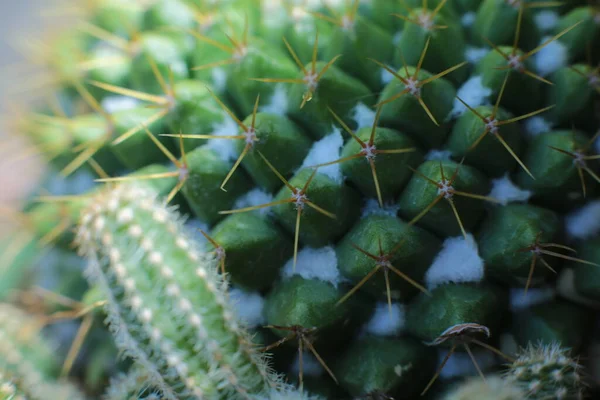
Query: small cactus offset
[{"left": 1, "top": 0, "right": 600, "bottom": 399}]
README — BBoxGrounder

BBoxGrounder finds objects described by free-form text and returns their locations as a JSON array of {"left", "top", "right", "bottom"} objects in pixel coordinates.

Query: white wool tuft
[
  {"left": 281, "top": 246, "right": 342, "bottom": 286},
  {"left": 290, "top": 352, "right": 324, "bottom": 378},
  {"left": 534, "top": 10, "right": 559, "bottom": 32},
  {"left": 509, "top": 287, "right": 555, "bottom": 311},
  {"left": 233, "top": 188, "right": 274, "bottom": 216},
  {"left": 352, "top": 103, "right": 376, "bottom": 130},
  {"left": 211, "top": 68, "right": 227, "bottom": 92},
  {"left": 524, "top": 116, "right": 553, "bottom": 138},
  {"left": 438, "top": 348, "right": 496, "bottom": 378},
  {"left": 465, "top": 47, "right": 489, "bottom": 64},
  {"left": 184, "top": 219, "right": 210, "bottom": 247},
  {"left": 425, "top": 149, "right": 453, "bottom": 161},
  {"left": 299, "top": 129, "right": 344, "bottom": 183},
  {"left": 206, "top": 115, "right": 240, "bottom": 162},
  {"left": 361, "top": 198, "right": 401, "bottom": 218},
  {"left": 489, "top": 174, "right": 532, "bottom": 205},
  {"left": 425, "top": 234, "right": 485, "bottom": 290},
  {"left": 534, "top": 38, "right": 568, "bottom": 77},
  {"left": 101, "top": 96, "right": 140, "bottom": 114},
  {"left": 260, "top": 85, "right": 289, "bottom": 116},
  {"left": 566, "top": 200, "right": 600, "bottom": 240},
  {"left": 364, "top": 302, "right": 405, "bottom": 336},
  {"left": 450, "top": 76, "right": 492, "bottom": 118},
  {"left": 461, "top": 12, "right": 476, "bottom": 27},
  {"left": 229, "top": 288, "right": 265, "bottom": 328}
]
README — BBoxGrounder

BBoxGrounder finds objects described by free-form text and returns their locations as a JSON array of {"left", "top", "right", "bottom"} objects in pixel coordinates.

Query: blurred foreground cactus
[{"left": 1, "top": 0, "right": 600, "bottom": 399}]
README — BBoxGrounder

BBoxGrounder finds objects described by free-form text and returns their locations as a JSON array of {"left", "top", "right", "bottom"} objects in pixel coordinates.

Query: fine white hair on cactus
[
  {"left": 351, "top": 103, "right": 376, "bottom": 130},
  {"left": 465, "top": 47, "right": 489, "bottom": 64},
  {"left": 534, "top": 37, "right": 568, "bottom": 77},
  {"left": 206, "top": 115, "right": 240, "bottom": 162},
  {"left": 259, "top": 84, "right": 289, "bottom": 116},
  {"left": 566, "top": 200, "right": 600, "bottom": 240},
  {"left": 211, "top": 68, "right": 228, "bottom": 93},
  {"left": 461, "top": 12, "right": 476, "bottom": 27},
  {"left": 364, "top": 302, "right": 406, "bottom": 336},
  {"left": 523, "top": 116, "right": 553, "bottom": 138},
  {"left": 229, "top": 288, "right": 266, "bottom": 328},
  {"left": 361, "top": 198, "right": 401, "bottom": 218},
  {"left": 534, "top": 10, "right": 559, "bottom": 32},
  {"left": 488, "top": 174, "right": 532, "bottom": 206},
  {"left": 299, "top": 128, "right": 344, "bottom": 183},
  {"left": 290, "top": 352, "right": 324, "bottom": 378},
  {"left": 438, "top": 347, "right": 496, "bottom": 378},
  {"left": 449, "top": 76, "right": 492, "bottom": 118},
  {"left": 425, "top": 149, "right": 453, "bottom": 161},
  {"left": 509, "top": 287, "right": 555, "bottom": 311},
  {"left": 425, "top": 234, "right": 485, "bottom": 290},
  {"left": 101, "top": 96, "right": 141, "bottom": 114},
  {"left": 234, "top": 188, "right": 274, "bottom": 216},
  {"left": 281, "top": 246, "right": 342, "bottom": 286},
  {"left": 183, "top": 219, "right": 210, "bottom": 247}
]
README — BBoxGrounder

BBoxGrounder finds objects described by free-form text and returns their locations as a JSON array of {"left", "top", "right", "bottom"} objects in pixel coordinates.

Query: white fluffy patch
[
  {"left": 206, "top": 115, "right": 240, "bottom": 162},
  {"left": 211, "top": 68, "right": 227, "bottom": 93},
  {"left": 510, "top": 287, "right": 555, "bottom": 311},
  {"left": 101, "top": 96, "right": 140, "bottom": 114},
  {"left": 290, "top": 352, "right": 324, "bottom": 378},
  {"left": 361, "top": 198, "right": 400, "bottom": 218},
  {"left": 233, "top": 188, "right": 274, "bottom": 216},
  {"left": 299, "top": 129, "right": 343, "bottom": 183},
  {"left": 534, "top": 10, "right": 559, "bottom": 32},
  {"left": 461, "top": 12, "right": 476, "bottom": 27},
  {"left": 566, "top": 200, "right": 600, "bottom": 240},
  {"left": 524, "top": 116, "right": 553, "bottom": 138},
  {"left": 364, "top": 302, "right": 405, "bottom": 336},
  {"left": 465, "top": 47, "right": 489, "bottom": 64},
  {"left": 450, "top": 76, "right": 492, "bottom": 118},
  {"left": 489, "top": 174, "right": 532, "bottom": 205},
  {"left": 352, "top": 103, "right": 376, "bottom": 130},
  {"left": 281, "top": 246, "right": 342, "bottom": 286},
  {"left": 260, "top": 85, "right": 288, "bottom": 116},
  {"left": 425, "top": 234, "right": 485, "bottom": 290},
  {"left": 438, "top": 348, "right": 496, "bottom": 378},
  {"left": 534, "top": 38, "right": 568, "bottom": 77},
  {"left": 381, "top": 65, "right": 395, "bottom": 85},
  {"left": 229, "top": 288, "right": 265, "bottom": 328},
  {"left": 425, "top": 149, "right": 453, "bottom": 161},
  {"left": 184, "top": 219, "right": 210, "bottom": 247}
]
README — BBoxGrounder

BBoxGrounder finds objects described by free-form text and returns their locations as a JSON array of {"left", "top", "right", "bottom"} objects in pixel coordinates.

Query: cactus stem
[
  {"left": 337, "top": 237, "right": 431, "bottom": 314},
  {"left": 262, "top": 325, "right": 338, "bottom": 389}
]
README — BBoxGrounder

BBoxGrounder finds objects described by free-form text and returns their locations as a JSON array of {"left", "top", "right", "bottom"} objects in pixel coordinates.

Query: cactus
[{"left": 1, "top": 0, "right": 600, "bottom": 399}]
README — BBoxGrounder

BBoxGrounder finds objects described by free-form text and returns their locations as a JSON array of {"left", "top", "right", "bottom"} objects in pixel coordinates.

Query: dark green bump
[
  {"left": 363, "top": 0, "right": 404, "bottom": 32},
  {"left": 210, "top": 212, "right": 293, "bottom": 291},
  {"left": 475, "top": 49, "right": 542, "bottom": 114},
  {"left": 511, "top": 300, "right": 592, "bottom": 352},
  {"left": 545, "top": 64, "right": 596, "bottom": 125},
  {"left": 182, "top": 145, "right": 253, "bottom": 225},
  {"left": 272, "top": 169, "right": 361, "bottom": 247},
  {"left": 446, "top": 105, "right": 523, "bottom": 177},
  {"left": 398, "top": 160, "right": 491, "bottom": 238},
  {"left": 406, "top": 283, "right": 507, "bottom": 344},
  {"left": 86, "top": 47, "right": 132, "bottom": 100},
  {"left": 516, "top": 130, "right": 597, "bottom": 208},
  {"left": 554, "top": 7, "right": 599, "bottom": 62},
  {"left": 287, "top": 62, "right": 372, "bottom": 138},
  {"left": 336, "top": 214, "right": 441, "bottom": 301},
  {"left": 378, "top": 66, "right": 456, "bottom": 148},
  {"left": 477, "top": 204, "right": 561, "bottom": 286},
  {"left": 396, "top": 11, "right": 468, "bottom": 85},
  {"left": 143, "top": 0, "right": 196, "bottom": 30},
  {"left": 334, "top": 335, "right": 438, "bottom": 398},
  {"left": 91, "top": 0, "right": 145, "bottom": 34},
  {"left": 340, "top": 126, "right": 424, "bottom": 201},
  {"left": 236, "top": 113, "right": 311, "bottom": 193},
  {"left": 573, "top": 237, "right": 600, "bottom": 301}
]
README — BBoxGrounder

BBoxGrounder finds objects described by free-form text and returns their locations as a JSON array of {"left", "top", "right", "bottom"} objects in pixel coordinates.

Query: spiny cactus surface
[{"left": 1, "top": 0, "right": 600, "bottom": 399}]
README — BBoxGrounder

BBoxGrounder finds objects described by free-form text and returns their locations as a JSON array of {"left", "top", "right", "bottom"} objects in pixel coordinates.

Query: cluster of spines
[{"left": 75, "top": 183, "right": 281, "bottom": 399}]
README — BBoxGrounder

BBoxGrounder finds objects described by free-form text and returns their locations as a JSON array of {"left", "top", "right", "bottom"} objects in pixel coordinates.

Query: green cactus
[{"left": 1, "top": 0, "right": 600, "bottom": 399}]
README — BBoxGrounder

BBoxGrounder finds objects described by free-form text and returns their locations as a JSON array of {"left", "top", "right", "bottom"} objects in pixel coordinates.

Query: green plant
[{"left": 1, "top": 0, "right": 600, "bottom": 399}]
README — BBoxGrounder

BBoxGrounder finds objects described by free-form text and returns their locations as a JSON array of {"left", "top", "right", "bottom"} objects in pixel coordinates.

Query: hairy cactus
[{"left": 1, "top": 0, "right": 600, "bottom": 399}]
